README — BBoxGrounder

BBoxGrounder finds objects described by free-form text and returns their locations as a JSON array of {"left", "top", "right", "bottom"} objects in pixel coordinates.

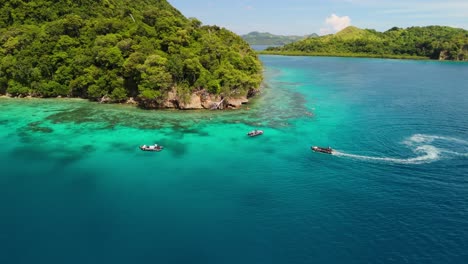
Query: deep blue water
[{"left": 1, "top": 56, "right": 467, "bottom": 264}]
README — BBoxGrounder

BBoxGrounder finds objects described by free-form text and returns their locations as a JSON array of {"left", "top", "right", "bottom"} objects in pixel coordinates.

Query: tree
[
  {"left": 6, "top": 80, "right": 29, "bottom": 96},
  {"left": 110, "top": 87, "right": 127, "bottom": 102},
  {"left": 37, "top": 80, "right": 69, "bottom": 97},
  {"left": 0, "top": 0, "right": 263, "bottom": 108}
]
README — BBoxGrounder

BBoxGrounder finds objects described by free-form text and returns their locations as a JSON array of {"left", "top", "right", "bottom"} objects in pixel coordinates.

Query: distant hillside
[
  {"left": 264, "top": 26, "right": 468, "bottom": 61},
  {"left": 242, "top": 31, "right": 318, "bottom": 45},
  {"left": 0, "top": 0, "right": 263, "bottom": 109}
]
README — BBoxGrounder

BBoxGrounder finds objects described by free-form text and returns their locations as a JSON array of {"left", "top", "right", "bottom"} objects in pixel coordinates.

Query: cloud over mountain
[{"left": 320, "top": 14, "right": 351, "bottom": 35}]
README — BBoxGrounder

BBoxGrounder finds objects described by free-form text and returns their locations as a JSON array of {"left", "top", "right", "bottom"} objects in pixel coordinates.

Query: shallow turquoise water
[{"left": 1, "top": 56, "right": 467, "bottom": 264}]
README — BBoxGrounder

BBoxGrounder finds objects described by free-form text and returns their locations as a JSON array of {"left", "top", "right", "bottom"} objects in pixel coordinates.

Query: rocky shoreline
[
  {"left": 1, "top": 87, "right": 261, "bottom": 110},
  {"left": 133, "top": 88, "right": 255, "bottom": 110}
]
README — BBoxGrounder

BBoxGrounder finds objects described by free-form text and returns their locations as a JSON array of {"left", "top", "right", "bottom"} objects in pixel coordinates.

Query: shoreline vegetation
[
  {"left": 264, "top": 26, "right": 468, "bottom": 62},
  {"left": 0, "top": 87, "right": 262, "bottom": 110},
  {"left": 257, "top": 50, "right": 429, "bottom": 60},
  {"left": 0, "top": 0, "right": 263, "bottom": 110}
]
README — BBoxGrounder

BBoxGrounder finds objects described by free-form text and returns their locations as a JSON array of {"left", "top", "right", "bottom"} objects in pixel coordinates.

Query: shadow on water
[
  {"left": 81, "top": 144, "right": 96, "bottom": 153},
  {"left": 15, "top": 122, "right": 55, "bottom": 144},
  {"left": 106, "top": 141, "right": 136, "bottom": 152},
  {"left": 27, "top": 121, "right": 54, "bottom": 133},
  {"left": 163, "top": 140, "right": 189, "bottom": 158},
  {"left": 46, "top": 106, "right": 97, "bottom": 124},
  {"left": 16, "top": 130, "right": 35, "bottom": 144},
  {"left": 177, "top": 127, "right": 210, "bottom": 137},
  {"left": 10, "top": 143, "right": 93, "bottom": 168},
  {"left": 262, "top": 145, "right": 278, "bottom": 155},
  {"left": 40, "top": 79, "right": 312, "bottom": 132},
  {"left": 45, "top": 105, "right": 207, "bottom": 131}
]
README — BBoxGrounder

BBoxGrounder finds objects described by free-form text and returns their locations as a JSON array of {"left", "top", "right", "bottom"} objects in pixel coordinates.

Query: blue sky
[{"left": 167, "top": 0, "right": 468, "bottom": 35}]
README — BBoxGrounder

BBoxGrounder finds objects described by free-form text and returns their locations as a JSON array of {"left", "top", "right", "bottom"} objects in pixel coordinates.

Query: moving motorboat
[
  {"left": 311, "top": 146, "right": 333, "bottom": 154},
  {"left": 247, "top": 130, "right": 264, "bottom": 137},
  {"left": 140, "top": 144, "right": 164, "bottom": 152}
]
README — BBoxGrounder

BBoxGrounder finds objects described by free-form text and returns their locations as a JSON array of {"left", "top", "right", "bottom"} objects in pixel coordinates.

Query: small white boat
[
  {"left": 140, "top": 144, "right": 164, "bottom": 152},
  {"left": 247, "top": 130, "right": 264, "bottom": 137}
]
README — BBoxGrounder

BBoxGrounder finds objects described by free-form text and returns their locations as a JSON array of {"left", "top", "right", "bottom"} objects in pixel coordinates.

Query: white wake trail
[
  {"left": 405, "top": 134, "right": 468, "bottom": 146},
  {"left": 332, "top": 134, "right": 467, "bottom": 165},
  {"left": 333, "top": 145, "right": 440, "bottom": 165}
]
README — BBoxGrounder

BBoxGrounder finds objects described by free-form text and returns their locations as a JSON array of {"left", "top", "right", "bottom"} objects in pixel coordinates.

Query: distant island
[
  {"left": 0, "top": 0, "right": 263, "bottom": 109},
  {"left": 262, "top": 26, "right": 468, "bottom": 61},
  {"left": 242, "top": 31, "right": 318, "bottom": 46}
]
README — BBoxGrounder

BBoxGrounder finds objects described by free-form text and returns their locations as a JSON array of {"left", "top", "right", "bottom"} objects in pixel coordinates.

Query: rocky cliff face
[
  {"left": 5, "top": 87, "right": 258, "bottom": 110},
  {"left": 125, "top": 88, "right": 257, "bottom": 110},
  {"left": 438, "top": 43, "right": 468, "bottom": 61},
  {"left": 439, "top": 50, "right": 449, "bottom": 61}
]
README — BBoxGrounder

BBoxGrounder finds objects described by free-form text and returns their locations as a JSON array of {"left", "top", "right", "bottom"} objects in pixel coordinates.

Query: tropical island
[
  {"left": 261, "top": 26, "right": 468, "bottom": 61},
  {"left": 241, "top": 31, "right": 318, "bottom": 46},
  {"left": 0, "top": 0, "right": 263, "bottom": 109}
]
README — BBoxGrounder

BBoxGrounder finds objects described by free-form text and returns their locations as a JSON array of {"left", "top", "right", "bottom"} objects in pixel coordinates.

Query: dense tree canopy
[
  {"left": 0, "top": 0, "right": 263, "bottom": 107},
  {"left": 265, "top": 26, "right": 468, "bottom": 61}
]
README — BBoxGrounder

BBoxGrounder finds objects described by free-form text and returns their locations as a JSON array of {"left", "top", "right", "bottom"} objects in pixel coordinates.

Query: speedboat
[
  {"left": 247, "top": 130, "right": 264, "bottom": 137},
  {"left": 140, "top": 144, "right": 164, "bottom": 152},
  {"left": 311, "top": 146, "right": 333, "bottom": 154}
]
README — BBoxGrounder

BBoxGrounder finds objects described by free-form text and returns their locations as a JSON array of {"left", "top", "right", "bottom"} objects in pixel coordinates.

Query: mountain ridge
[
  {"left": 263, "top": 25, "right": 468, "bottom": 61},
  {"left": 242, "top": 31, "right": 318, "bottom": 45}
]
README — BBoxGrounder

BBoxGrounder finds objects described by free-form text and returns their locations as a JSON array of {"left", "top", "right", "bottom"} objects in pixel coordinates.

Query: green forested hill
[
  {"left": 241, "top": 31, "right": 317, "bottom": 45},
  {"left": 0, "top": 0, "right": 262, "bottom": 108},
  {"left": 264, "top": 26, "right": 468, "bottom": 61}
]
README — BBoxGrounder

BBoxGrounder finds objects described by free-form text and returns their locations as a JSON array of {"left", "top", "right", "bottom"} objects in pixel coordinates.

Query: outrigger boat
[
  {"left": 311, "top": 146, "right": 333, "bottom": 154},
  {"left": 247, "top": 130, "right": 264, "bottom": 137},
  {"left": 140, "top": 144, "right": 164, "bottom": 152}
]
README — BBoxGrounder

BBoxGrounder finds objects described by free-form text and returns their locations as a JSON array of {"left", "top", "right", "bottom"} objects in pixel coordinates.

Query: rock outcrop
[
  {"left": 179, "top": 94, "right": 203, "bottom": 110},
  {"left": 145, "top": 88, "right": 256, "bottom": 110},
  {"left": 125, "top": 97, "right": 138, "bottom": 105},
  {"left": 439, "top": 50, "right": 449, "bottom": 61},
  {"left": 226, "top": 97, "right": 249, "bottom": 108}
]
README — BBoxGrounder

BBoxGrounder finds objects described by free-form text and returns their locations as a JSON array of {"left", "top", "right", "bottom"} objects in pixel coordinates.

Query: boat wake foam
[{"left": 333, "top": 134, "right": 467, "bottom": 165}]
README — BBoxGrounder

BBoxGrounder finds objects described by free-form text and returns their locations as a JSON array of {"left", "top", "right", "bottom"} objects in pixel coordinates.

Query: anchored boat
[
  {"left": 247, "top": 130, "right": 264, "bottom": 137},
  {"left": 140, "top": 144, "right": 164, "bottom": 152}
]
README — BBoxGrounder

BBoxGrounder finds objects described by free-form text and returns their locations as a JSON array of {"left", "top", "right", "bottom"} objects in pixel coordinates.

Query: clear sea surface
[{"left": 1, "top": 55, "right": 467, "bottom": 264}]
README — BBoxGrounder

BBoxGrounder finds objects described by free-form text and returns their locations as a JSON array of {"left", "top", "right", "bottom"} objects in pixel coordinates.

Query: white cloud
[{"left": 320, "top": 14, "right": 351, "bottom": 35}]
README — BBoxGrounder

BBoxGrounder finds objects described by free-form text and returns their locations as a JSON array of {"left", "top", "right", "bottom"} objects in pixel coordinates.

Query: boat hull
[
  {"left": 311, "top": 146, "right": 333, "bottom": 154},
  {"left": 140, "top": 146, "right": 164, "bottom": 152},
  {"left": 247, "top": 130, "right": 264, "bottom": 137}
]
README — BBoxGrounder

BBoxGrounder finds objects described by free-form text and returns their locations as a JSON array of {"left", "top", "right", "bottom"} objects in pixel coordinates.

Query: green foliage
[
  {"left": 0, "top": 77, "right": 7, "bottom": 94},
  {"left": 110, "top": 87, "right": 128, "bottom": 102},
  {"left": 7, "top": 80, "right": 29, "bottom": 96},
  {"left": 36, "top": 80, "right": 69, "bottom": 97},
  {"left": 175, "top": 82, "right": 192, "bottom": 104},
  {"left": 139, "top": 89, "right": 161, "bottom": 100},
  {"left": 266, "top": 26, "right": 468, "bottom": 61},
  {"left": 207, "top": 79, "right": 221, "bottom": 94},
  {"left": 0, "top": 0, "right": 263, "bottom": 107},
  {"left": 242, "top": 31, "right": 318, "bottom": 45}
]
